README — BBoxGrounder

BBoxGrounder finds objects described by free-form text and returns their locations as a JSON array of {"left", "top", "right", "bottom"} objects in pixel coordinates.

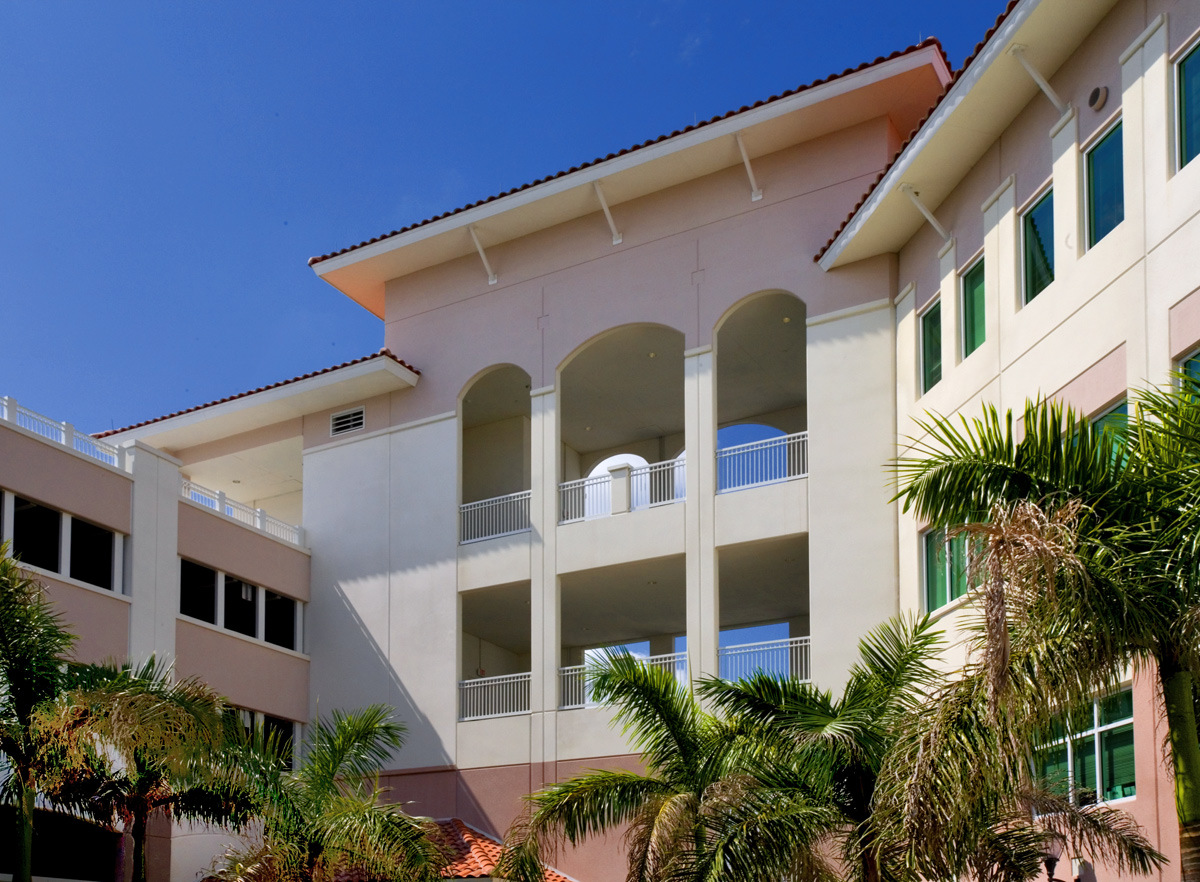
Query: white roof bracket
[
  {"left": 593, "top": 181, "right": 623, "bottom": 245},
  {"left": 1008, "top": 44, "right": 1069, "bottom": 116},
  {"left": 898, "top": 183, "right": 951, "bottom": 242},
  {"left": 468, "top": 225, "right": 498, "bottom": 285},
  {"left": 735, "top": 132, "right": 763, "bottom": 202}
]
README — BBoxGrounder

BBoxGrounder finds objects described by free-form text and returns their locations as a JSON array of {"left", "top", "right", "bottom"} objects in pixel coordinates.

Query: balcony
[
  {"left": 559, "top": 649, "right": 687, "bottom": 709},
  {"left": 717, "top": 636, "right": 810, "bottom": 681},
  {"left": 181, "top": 479, "right": 305, "bottom": 547},
  {"left": 458, "top": 671, "right": 531, "bottom": 721},
  {"left": 716, "top": 431, "right": 808, "bottom": 493},
  {"left": 559, "top": 459, "right": 685, "bottom": 524},
  {"left": 459, "top": 490, "right": 531, "bottom": 544},
  {"left": 0, "top": 397, "right": 123, "bottom": 469}
]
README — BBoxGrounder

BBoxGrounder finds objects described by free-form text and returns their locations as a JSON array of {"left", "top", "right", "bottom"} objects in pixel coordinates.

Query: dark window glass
[
  {"left": 961, "top": 259, "right": 986, "bottom": 357},
  {"left": 224, "top": 577, "right": 257, "bottom": 637},
  {"left": 264, "top": 590, "right": 296, "bottom": 650},
  {"left": 1037, "top": 688, "right": 1135, "bottom": 805},
  {"left": 1088, "top": 123, "right": 1124, "bottom": 247},
  {"left": 1184, "top": 350, "right": 1200, "bottom": 383},
  {"left": 262, "top": 714, "right": 294, "bottom": 767},
  {"left": 13, "top": 497, "right": 60, "bottom": 572},
  {"left": 1023, "top": 191, "right": 1054, "bottom": 302},
  {"left": 1181, "top": 43, "right": 1200, "bottom": 167},
  {"left": 179, "top": 560, "right": 217, "bottom": 623},
  {"left": 70, "top": 518, "right": 114, "bottom": 590},
  {"left": 921, "top": 301, "right": 942, "bottom": 393},
  {"left": 1094, "top": 401, "right": 1128, "bottom": 436},
  {"left": 924, "top": 529, "right": 969, "bottom": 612}
]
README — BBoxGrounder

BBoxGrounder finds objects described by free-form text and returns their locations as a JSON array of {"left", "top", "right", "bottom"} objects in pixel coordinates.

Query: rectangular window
[
  {"left": 1180, "top": 348, "right": 1200, "bottom": 384},
  {"left": 923, "top": 528, "right": 968, "bottom": 612},
  {"left": 223, "top": 577, "right": 258, "bottom": 638},
  {"left": 1023, "top": 190, "right": 1054, "bottom": 302},
  {"left": 920, "top": 300, "right": 942, "bottom": 393},
  {"left": 1087, "top": 122, "right": 1124, "bottom": 247},
  {"left": 961, "top": 258, "right": 986, "bottom": 357},
  {"left": 1037, "top": 688, "right": 1135, "bottom": 804},
  {"left": 70, "top": 518, "right": 114, "bottom": 590},
  {"left": 264, "top": 590, "right": 296, "bottom": 650},
  {"left": 262, "top": 714, "right": 295, "bottom": 767},
  {"left": 180, "top": 559, "right": 218, "bottom": 624},
  {"left": 13, "top": 497, "right": 61, "bottom": 573},
  {"left": 1094, "top": 400, "right": 1128, "bottom": 435},
  {"left": 1180, "top": 41, "right": 1200, "bottom": 167}
]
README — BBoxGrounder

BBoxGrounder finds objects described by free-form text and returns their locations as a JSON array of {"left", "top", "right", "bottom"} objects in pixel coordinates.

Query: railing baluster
[{"left": 716, "top": 431, "right": 808, "bottom": 493}]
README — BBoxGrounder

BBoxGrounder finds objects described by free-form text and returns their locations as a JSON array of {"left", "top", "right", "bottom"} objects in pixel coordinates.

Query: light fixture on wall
[
  {"left": 1088, "top": 86, "right": 1108, "bottom": 111},
  {"left": 648, "top": 352, "right": 656, "bottom": 358},
  {"left": 783, "top": 317, "right": 791, "bottom": 323}
]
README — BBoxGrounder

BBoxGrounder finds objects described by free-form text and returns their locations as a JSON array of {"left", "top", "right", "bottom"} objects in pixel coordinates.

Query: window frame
[
  {"left": 1020, "top": 184, "right": 1055, "bottom": 305},
  {"left": 1037, "top": 688, "right": 1136, "bottom": 806},
  {"left": 1083, "top": 116, "right": 1125, "bottom": 250},
  {"left": 1177, "top": 344, "right": 1200, "bottom": 383},
  {"left": 918, "top": 295, "right": 942, "bottom": 395},
  {"left": 178, "top": 557, "right": 304, "bottom": 654},
  {"left": 1175, "top": 31, "right": 1200, "bottom": 172},
  {"left": 959, "top": 253, "right": 986, "bottom": 359},
  {"left": 921, "top": 527, "right": 970, "bottom": 613}
]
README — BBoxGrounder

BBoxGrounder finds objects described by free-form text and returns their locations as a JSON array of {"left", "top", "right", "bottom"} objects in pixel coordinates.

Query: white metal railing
[
  {"left": 460, "top": 490, "right": 531, "bottom": 544},
  {"left": 631, "top": 460, "right": 685, "bottom": 510},
  {"left": 559, "top": 473, "right": 611, "bottom": 523},
  {"left": 0, "top": 396, "right": 122, "bottom": 468},
  {"left": 181, "top": 479, "right": 305, "bottom": 547},
  {"left": 458, "top": 672, "right": 531, "bottom": 720},
  {"left": 559, "top": 650, "right": 689, "bottom": 709},
  {"left": 716, "top": 431, "right": 808, "bottom": 493},
  {"left": 718, "top": 637, "right": 811, "bottom": 682}
]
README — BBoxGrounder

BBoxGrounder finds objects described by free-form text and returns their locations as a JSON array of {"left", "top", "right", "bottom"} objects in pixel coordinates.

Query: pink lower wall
[
  {"left": 1050, "top": 344, "right": 1127, "bottom": 417},
  {"left": 177, "top": 501, "right": 310, "bottom": 601},
  {"left": 40, "top": 573, "right": 130, "bottom": 663},
  {"left": 175, "top": 619, "right": 309, "bottom": 721},
  {"left": 0, "top": 424, "right": 131, "bottom": 533}
]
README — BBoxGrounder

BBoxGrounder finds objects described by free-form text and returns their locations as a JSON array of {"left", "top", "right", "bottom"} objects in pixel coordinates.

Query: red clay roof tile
[{"left": 309, "top": 38, "right": 948, "bottom": 269}]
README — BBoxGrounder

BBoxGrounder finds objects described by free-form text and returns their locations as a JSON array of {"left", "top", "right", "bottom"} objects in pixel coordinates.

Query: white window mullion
[
  {"left": 113, "top": 534, "right": 125, "bottom": 594},
  {"left": 1, "top": 491, "right": 13, "bottom": 546},
  {"left": 60, "top": 514, "right": 71, "bottom": 577},
  {"left": 216, "top": 571, "right": 226, "bottom": 629},
  {"left": 256, "top": 586, "right": 266, "bottom": 640}
]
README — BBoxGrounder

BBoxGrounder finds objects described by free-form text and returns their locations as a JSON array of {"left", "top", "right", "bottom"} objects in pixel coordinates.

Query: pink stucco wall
[
  {"left": 175, "top": 618, "right": 308, "bottom": 721},
  {"left": 177, "top": 501, "right": 310, "bottom": 601},
  {"left": 0, "top": 424, "right": 131, "bottom": 533},
  {"left": 1050, "top": 344, "right": 1127, "bottom": 416},
  {"left": 39, "top": 573, "right": 130, "bottom": 663}
]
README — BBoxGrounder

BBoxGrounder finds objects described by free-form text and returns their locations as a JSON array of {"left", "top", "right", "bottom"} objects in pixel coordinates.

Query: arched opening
[
  {"left": 558, "top": 325, "right": 686, "bottom": 522},
  {"left": 459, "top": 365, "right": 532, "bottom": 543},
  {"left": 715, "top": 293, "right": 807, "bottom": 493}
]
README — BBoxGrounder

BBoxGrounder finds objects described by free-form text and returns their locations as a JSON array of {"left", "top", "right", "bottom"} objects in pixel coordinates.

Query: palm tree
[
  {"left": 211, "top": 704, "right": 447, "bottom": 882},
  {"left": 0, "top": 546, "right": 77, "bottom": 882},
  {"left": 893, "top": 389, "right": 1200, "bottom": 878},
  {"left": 497, "top": 652, "right": 837, "bottom": 882}
]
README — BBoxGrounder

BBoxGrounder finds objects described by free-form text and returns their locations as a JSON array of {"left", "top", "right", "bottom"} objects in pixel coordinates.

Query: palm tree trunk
[
  {"left": 131, "top": 807, "right": 149, "bottom": 882},
  {"left": 1159, "top": 665, "right": 1200, "bottom": 881},
  {"left": 13, "top": 775, "right": 35, "bottom": 882}
]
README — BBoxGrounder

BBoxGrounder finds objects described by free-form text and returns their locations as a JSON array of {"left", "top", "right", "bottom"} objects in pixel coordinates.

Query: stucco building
[{"left": 3, "top": 0, "right": 1198, "bottom": 879}]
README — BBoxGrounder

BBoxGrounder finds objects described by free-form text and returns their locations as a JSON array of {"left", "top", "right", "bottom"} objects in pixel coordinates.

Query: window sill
[
  {"left": 177, "top": 614, "right": 309, "bottom": 660},
  {"left": 17, "top": 562, "right": 130, "bottom": 603},
  {"left": 926, "top": 590, "right": 973, "bottom": 623}
]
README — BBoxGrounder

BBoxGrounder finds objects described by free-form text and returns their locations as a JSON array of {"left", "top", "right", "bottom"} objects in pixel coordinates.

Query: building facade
[{"left": 3, "top": 0, "right": 1198, "bottom": 879}]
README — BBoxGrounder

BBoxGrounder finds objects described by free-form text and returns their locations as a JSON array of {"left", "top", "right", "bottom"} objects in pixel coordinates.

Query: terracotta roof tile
[
  {"left": 309, "top": 38, "right": 948, "bottom": 268},
  {"left": 432, "top": 819, "right": 573, "bottom": 882},
  {"left": 813, "top": 1, "right": 1020, "bottom": 263},
  {"left": 94, "top": 349, "right": 419, "bottom": 439}
]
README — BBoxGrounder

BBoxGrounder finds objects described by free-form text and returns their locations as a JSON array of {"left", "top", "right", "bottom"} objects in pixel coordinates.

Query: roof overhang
[
  {"left": 314, "top": 45, "right": 952, "bottom": 317},
  {"left": 818, "top": 0, "right": 1122, "bottom": 270},
  {"left": 105, "top": 356, "right": 418, "bottom": 451}
]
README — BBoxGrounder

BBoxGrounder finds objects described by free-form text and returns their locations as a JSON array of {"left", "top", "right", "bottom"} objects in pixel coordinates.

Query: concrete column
[
  {"left": 1050, "top": 108, "right": 1081, "bottom": 271},
  {"left": 528, "top": 385, "right": 559, "bottom": 785},
  {"left": 124, "top": 440, "right": 181, "bottom": 665},
  {"left": 938, "top": 237, "right": 959, "bottom": 371},
  {"left": 608, "top": 464, "right": 631, "bottom": 514},
  {"left": 683, "top": 346, "right": 718, "bottom": 681}
]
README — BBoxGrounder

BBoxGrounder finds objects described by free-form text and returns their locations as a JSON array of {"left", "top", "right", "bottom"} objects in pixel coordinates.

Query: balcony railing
[
  {"left": 631, "top": 460, "right": 685, "bottom": 510},
  {"left": 0, "top": 396, "right": 123, "bottom": 469},
  {"left": 718, "top": 636, "right": 811, "bottom": 682},
  {"left": 559, "top": 650, "right": 688, "bottom": 709},
  {"left": 559, "top": 473, "right": 611, "bottom": 523},
  {"left": 716, "top": 431, "right": 808, "bottom": 493},
  {"left": 181, "top": 479, "right": 305, "bottom": 547},
  {"left": 460, "top": 490, "right": 531, "bottom": 544},
  {"left": 458, "top": 671, "right": 531, "bottom": 720}
]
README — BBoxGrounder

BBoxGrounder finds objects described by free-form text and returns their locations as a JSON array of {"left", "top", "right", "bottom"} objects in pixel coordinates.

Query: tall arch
[{"left": 459, "top": 364, "right": 532, "bottom": 505}]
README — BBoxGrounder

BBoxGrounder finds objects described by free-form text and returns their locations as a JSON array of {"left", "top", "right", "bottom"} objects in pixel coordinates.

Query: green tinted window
[
  {"left": 1037, "top": 688, "right": 1134, "bottom": 805},
  {"left": 1100, "top": 688, "right": 1134, "bottom": 725},
  {"left": 1088, "top": 123, "right": 1124, "bottom": 247},
  {"left": 921, "top": 301, "right": 942, "bottom": 393},
  {"left": 1181, "top": 43, "right": 1200, "bottom": 167},
  {"left": 1023, "top": 191, "right": 1054, "bottom": 302},
  {"left": 1101, "top": 725, "right": 1136, "bottom": 800},
  {"left": 924, "top": 529, "right": 947, "bottom": 611},
  {"left": 1182, "top": 350, "right": 1200, "bottom": 383},
  {"left": 1095, "top": 401, "right": 1128, "bottom": 436},
  {"left": 961, "top": 260, "right": 986, "bottom": 357}
]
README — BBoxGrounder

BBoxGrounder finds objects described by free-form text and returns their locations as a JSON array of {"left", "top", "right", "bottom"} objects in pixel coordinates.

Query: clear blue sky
[{"left": 1, "top": 1, "right": 1002, "bottom": 434}]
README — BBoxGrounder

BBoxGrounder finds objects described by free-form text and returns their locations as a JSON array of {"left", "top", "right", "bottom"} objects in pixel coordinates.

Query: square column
[
  {"left": 124, "top": 440, "right": 181, "bottom": 664},
  {"left": 529, "top": 385, "right": 560, "bottom": 781},
  {"left": 683, "top": 346, "right": 718, "bottom": 681}
]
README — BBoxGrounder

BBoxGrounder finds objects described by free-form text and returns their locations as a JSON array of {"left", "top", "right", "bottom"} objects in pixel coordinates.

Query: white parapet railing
[
  {"left": 630, "top": 460, "right": 685, "bottom": 510},
  {"left": 558, "top": 473, "right": 611, "bottom": 524},
  {"left": 716, "top": 431, "right": 808, "bottom": 493},
  {"left": 460, "top": 490, "right": 532, "bottom": 544},
  {"left": 0, "top": 396, "right": 123, "bottom": 469},
  {"left": 458, "top": 671, "right": 531, "bottom": 720},
  {"left": 718, "top": 636, "right": 811, "bottom": 682},
  {"left": 181, "top": 479, "right": 305, "bottom": 547},
  {"left": 559, "top": 650, "right": 689, "bottom": 709}
]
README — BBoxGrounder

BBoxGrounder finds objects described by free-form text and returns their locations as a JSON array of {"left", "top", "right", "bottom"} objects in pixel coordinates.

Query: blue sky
[{"left": 1, "top": 1, "right": 1002, "bottom": 433}]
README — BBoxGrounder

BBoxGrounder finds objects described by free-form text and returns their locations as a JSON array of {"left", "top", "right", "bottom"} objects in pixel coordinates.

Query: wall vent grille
[{"left": 331, "top": 408, "right": 365, "bottom": 437}]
